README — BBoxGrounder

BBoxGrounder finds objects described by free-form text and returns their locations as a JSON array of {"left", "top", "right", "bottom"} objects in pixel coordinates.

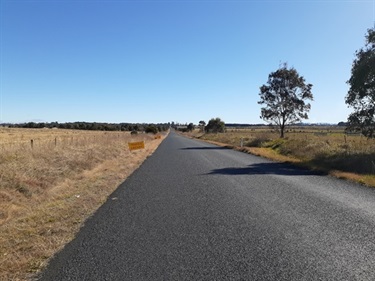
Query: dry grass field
[
  {"left": 193, "top": 126, "right": 375, "bottom": 187},
  {"left": 0, "top": 127, "right": 166, "bottom": 281}
]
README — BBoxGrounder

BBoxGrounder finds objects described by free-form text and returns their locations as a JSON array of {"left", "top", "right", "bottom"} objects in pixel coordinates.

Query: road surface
[{"left": 38, "top": 131, "right": 375, "bottom": 280}]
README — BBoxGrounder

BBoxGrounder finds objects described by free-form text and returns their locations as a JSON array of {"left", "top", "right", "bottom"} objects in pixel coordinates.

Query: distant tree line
[
  {"left": 173, "top": 118, "right": 226, "bottom": 133},
  {"left": 6, "top": 122, "right": 170, "bottom": 133}
]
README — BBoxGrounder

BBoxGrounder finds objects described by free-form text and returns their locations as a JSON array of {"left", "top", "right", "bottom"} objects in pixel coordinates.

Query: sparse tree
[
  {"left": 258, "top": 64, "right": 313, "bottom": 138},
  {"left": 187, "top": 123, "right": 194, "bottom": 132},
  {"left": 205, "top": 118, "right": 225, "bottom": 133},
  {"left": 345, "top": 28, "right": 375, "bottom": 137},
  {"left": 199, "top": 120, "right": 206, "bottom": 132}
]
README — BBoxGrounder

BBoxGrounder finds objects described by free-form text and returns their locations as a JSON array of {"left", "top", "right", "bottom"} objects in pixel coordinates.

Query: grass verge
[
  {"left": 190, "top": 128, "right": 375, "bottom": 188},
  {"left": 0, "top": 128, "right": 167, "bottom": 281}
]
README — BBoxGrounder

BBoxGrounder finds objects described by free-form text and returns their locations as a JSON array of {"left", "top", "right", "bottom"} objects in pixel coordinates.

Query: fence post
[{"left": 30, "top": 139, "right": 34, "bottom": 149}]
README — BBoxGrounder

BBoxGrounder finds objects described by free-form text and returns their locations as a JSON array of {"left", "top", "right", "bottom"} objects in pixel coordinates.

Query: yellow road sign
[{"left": 128, "top": 141, "right": 145, "bottom": 151}]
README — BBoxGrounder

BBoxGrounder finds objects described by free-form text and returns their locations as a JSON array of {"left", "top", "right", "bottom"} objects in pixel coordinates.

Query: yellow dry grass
[{"left": 0, "top": 128, "right": 167, "bottom": 281}]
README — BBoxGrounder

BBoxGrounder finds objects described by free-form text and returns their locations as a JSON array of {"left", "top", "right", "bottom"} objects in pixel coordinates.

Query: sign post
[{"left": 128, "top": 141, "right": 145, "bottom": 151}]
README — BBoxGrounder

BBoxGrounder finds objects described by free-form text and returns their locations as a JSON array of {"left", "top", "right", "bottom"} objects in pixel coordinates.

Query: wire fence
[{"left": 0, "top": 131, "right": 147, "bottom": 153}]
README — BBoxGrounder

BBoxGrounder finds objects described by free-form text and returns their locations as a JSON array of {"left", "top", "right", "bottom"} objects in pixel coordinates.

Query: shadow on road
[
  {"left": 181, "top": 146, "right": 230, "bottom": 150},
  {"left": 208, "top": 162, "right": 325, "bottom": 176}
]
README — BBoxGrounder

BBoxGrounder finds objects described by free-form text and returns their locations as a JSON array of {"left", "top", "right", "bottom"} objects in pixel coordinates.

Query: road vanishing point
[{"left": 38, "top": 131, "right": 375, "bottom": 280}]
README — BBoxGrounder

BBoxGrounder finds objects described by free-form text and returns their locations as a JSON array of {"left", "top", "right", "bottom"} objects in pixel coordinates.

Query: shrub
[
  {"left": 246, "top": 134, "right": 273, "bottom": 147},
  {"left": 205, "top": 118, "right": 225, "bottom": 133},
  {"left": 145, "top": 125, "right": 158, "bottom": 134}
]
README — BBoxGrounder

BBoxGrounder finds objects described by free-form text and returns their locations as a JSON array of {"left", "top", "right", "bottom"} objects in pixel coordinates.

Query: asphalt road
[{"left": 38, "top": 131, "right": 375, "bottom": 280}]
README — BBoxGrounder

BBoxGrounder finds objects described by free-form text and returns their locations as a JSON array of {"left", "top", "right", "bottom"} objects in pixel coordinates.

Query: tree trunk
[{"left": 280, "top": 124, "right": 285, "bottom": 138}]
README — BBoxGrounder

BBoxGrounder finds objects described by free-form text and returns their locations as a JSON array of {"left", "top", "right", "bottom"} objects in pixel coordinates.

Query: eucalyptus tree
[
  {"left": 346, "top": 28, "right": 375, "bottom": 137},
  {"left": 258, "top": 64, "right": 313, "bottom": 138}
]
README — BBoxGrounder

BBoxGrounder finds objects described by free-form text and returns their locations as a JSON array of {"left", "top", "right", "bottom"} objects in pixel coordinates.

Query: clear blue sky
[{"left": 1, "top": 0, "right": 374, "bottom": 125}]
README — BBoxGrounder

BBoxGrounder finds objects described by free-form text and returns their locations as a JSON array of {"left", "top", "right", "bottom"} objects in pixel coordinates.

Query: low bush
[
  {"left": 145, "top": 125, "right": 158, "bottom": 134},
  {"left": 246, "top": 135, "right": 273, "bottom": 147}
]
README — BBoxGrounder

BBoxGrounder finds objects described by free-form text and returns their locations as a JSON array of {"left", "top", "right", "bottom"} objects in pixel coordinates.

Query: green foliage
[
  {"left": 198, "top": 120, "right": 206, "bottom": 132},
  {"left": 187, "top": 123, "right": 194, "bottom": 132},
  {"left": 205, "top": 118, "right": 225, "bottom": 133},
  {"left": 258, "top": 64, "right": 313, "bottom": 138},
  {"left": 145, "top": 125, "right": 158, "bottom": 134},
  {"left": 346, "top": 28, "right": 375, "bottom": 138}
]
